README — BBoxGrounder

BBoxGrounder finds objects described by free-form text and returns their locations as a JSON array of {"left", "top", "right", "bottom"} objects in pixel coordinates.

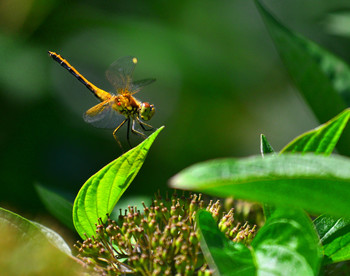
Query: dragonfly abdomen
[{"left": 48, "top": 51, "right": 111, "bottom": 102}]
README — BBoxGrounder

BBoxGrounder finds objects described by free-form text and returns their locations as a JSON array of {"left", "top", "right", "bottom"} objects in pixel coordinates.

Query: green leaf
[
  {"left": 0, "top": 207, "right": 71, "bottom": 255},
  {"left": 197, "top": 210, "right": 255, "bottom": 275},
  {"left": 314, "top": 214, "right": 350, "bottom": 264},
  {"left": 281, "top": 108, "right": 350, "bottom": 155},
  {"left": 255, "top": 0, "right": 350, "bottom": 156},
  {"left": 252, "top": 208, "right": 323, "bottom": 275},
  {"left": 260, "top": 134, "right": 275, "bottom": 157},
  {"left": 260, "top": 134, "right": 276, "bottom": 220},
  {"left": 35, "top": 184, "right": 74, "bottom": 230},
  {"left": 73, "top": 126, "right": 164, "bottom": 239},
  {"left": 170, "top": 153, "right": 350, "bottom": 218},
  {"left": 197, "top": 209, "right": 322, "bottom": 275}
]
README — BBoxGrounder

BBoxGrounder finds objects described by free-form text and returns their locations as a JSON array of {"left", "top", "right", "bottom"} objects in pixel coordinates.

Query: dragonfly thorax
[{"left": 114, "top": 94, "right": 140, "bottom": 117}]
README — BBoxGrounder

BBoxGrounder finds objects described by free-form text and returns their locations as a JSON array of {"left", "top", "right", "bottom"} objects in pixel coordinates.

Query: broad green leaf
[
  {"left": 281, "top": 108, "right": 350, "bottom": 155},
  {"left": 314, "top": 214, "right": 350, "bottom": 264},
  {"left": 252, "top": 209, "right": 322, "bottom": 275},
  {"left": 197, "top": 210, "right": 255, "bottom": 275},
  {"left": 0, "top": 207, "right": 72, "bottom": 255},
  {"left": 260, "top": 134, "right": 276, "bottom": 220},
  {"left": 170, "top": 153, "right": 350, "bottom": 218},
  {"left": 255, "top": 0, "right": 350, "bottom": 156},
  {"left": 35, "top": 184, "right": 74, "bottom": 230},
  {"left": 73, "top": 126, "right": 164, "bottom": 239}
]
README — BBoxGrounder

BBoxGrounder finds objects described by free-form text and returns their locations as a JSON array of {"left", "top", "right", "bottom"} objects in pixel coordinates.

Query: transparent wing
[
  {"left": 131, "top": 78, "right": 156, "bottom": 94},
  {"left": 106, "top": 56, "right": 137, "bottom": 92},
  {"left": 83, "top": 100, "right": 126, "bottom": 129}
]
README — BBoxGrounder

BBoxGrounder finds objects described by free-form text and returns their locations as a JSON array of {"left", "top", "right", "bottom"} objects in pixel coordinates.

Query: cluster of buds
[{"left": 74, "top": 192, "right": 256, "bottom": 275}]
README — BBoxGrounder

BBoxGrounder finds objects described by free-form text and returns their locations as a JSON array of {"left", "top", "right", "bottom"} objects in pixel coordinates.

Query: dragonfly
[{"left": 48, "top": 51, "right": 156, "bottom": 149}]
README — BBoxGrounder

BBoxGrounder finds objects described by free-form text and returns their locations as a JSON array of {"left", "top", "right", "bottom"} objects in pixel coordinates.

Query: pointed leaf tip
[{"left": 73, "top": 126, "right": 164, "bottom": 239}]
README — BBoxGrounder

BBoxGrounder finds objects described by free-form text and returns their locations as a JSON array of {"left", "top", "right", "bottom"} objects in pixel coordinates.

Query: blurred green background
[{"left": 1, "top": 0, "right": 350, "bottom": 225}]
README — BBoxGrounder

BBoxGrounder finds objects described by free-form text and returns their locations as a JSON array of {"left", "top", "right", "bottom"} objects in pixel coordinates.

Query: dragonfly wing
[
  {"left": 83, "top": 100, "right": 125, "bottom": 129},
  {"left": 106, "top": 56, "right": 137, "bottom": 92},
  {"left": 131, "top": 78, "right": 156, "bottom": 94}
]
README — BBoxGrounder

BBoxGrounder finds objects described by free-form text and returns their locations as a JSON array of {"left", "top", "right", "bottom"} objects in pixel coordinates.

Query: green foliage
[
  {"left": 172, "top": 105, "right": 350, "bottom": 274},
  {"left": 4, "top": 0, "right": 350, "bottom": 275},
  {"left": 314, "top": 215, "right": 350, "bottom": 264},
  {"left": 73, "top": 127, "right": 164, "bottom": 239},
  {"left": 254, "top": 0, "right": 350, "bottom": 123}
]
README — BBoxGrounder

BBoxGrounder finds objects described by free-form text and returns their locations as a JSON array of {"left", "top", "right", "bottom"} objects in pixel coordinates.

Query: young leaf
[
  {"left": 252, "top": 208, "right": 323, "bottom": 275},
  {"left": 281, "top": 108, "right": 350, "bottom": 155},
  {"left": 35, "top": 184, "right": 74, "bottom": 230},
  {"left": 197, "top": 210, "right": 256, "bottom": 275},
  {"left": 255, "top": 0, "right": 350, "bottom": 156},
  {"left": 170, "top": 153, "right": 350, "bottom": 218},
  {"left": 260, "top": 134, "right": 275, "bottom": 219},
  {"left": 314, "top": 214, "right": 350, "bottom": 264},
  {"left": 73, "top": 126, "right": 164, "bottom": 239},
  {"left": 260, "top": 134, "right": 275, "bottom": 157}
]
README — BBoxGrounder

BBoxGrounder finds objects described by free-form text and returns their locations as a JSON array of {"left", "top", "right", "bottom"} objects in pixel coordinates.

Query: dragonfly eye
[{"left": 140, "top": 102, "right": 155, "bottom": 121}]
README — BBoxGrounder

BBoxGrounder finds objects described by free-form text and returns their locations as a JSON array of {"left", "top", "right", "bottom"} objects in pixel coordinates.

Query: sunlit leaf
[
  {"left": 255, "top": 0, "right": 350, "bottom": 156},
  {"left": 35, "top": 184, "right": 74, "bottom": 230},
  {"left": 73, "top": 127, "right": 164, "bottom": 239},
  {"left": 170, "top": 153, "right": 350, "bottom": 218},
  {"left": 281, "top": 108, "right": 350, "bottom": 155},
  {"left": 197, "top": 210, "right": 255, "bottom": 275},
  {"left": 314, "top": 214, "right": 350, "bottom": 264}
]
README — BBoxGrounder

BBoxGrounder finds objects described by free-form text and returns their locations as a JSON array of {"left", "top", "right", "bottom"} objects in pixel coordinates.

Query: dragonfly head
[{"left": 139, "top": 102, "right": 155, "bottom": 121}]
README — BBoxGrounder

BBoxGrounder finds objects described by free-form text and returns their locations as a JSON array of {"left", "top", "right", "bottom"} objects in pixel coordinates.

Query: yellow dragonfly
[{"left": 48, "top": 51, "right": 155, "bottom": 148}]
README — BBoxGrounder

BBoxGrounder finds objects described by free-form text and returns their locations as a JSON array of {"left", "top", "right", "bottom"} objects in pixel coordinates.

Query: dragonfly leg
[
  {"left": 113, "top": 118, "right": 128, "bottom": 150},
  {"left": 136, "top": 117, "right": 154, "bottom": 131},
  {"left": 126, "top": 118, "right": 133, "bottom": 148},
  {"left": 131, "top": 119, "right": 147, "bottom": 139}
]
